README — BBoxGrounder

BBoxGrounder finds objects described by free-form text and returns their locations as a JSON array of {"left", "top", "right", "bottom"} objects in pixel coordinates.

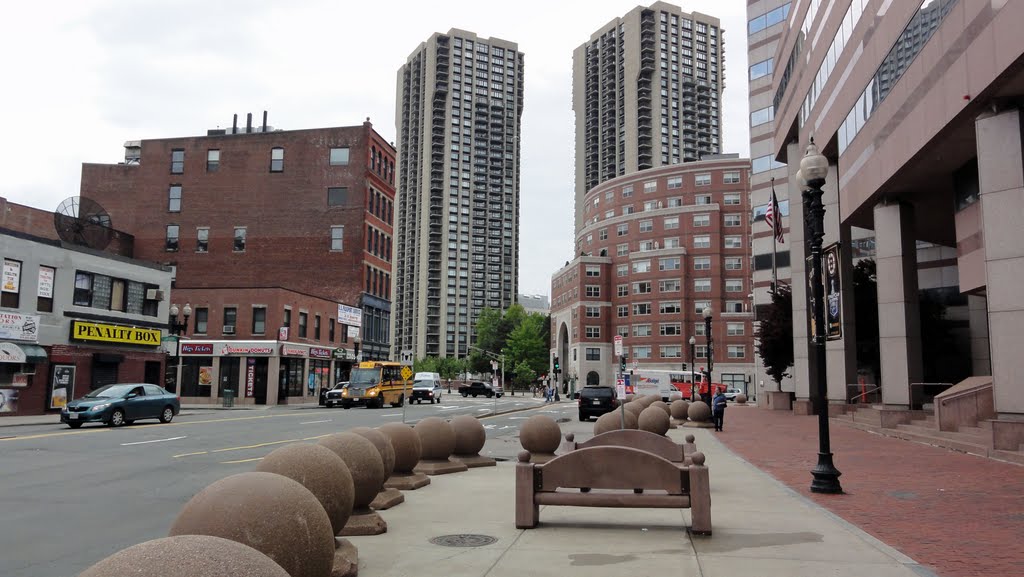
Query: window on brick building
[
  {"left": 314, "top": 314, "right": 321, "bottom": 340},
  {"left": 329, "top": 318, "right": 336, "bottom": 342},
  {"left": 207, "top": 149, "right": 220, "bottom": 172},
  {"left": 1, "top": 259, "right": 20, "bottom": 309},
  {"left": 327, "top": 187, "right": 348, "bottom": 206},
  {"left": 36, "top": 265, "right": 54, "bottom": 313},
  {"left": 194, "top": 307, "right": 208, "bottom": 334},
  {"left": 168, "top": 185, "right": 182, "bottom": 212},
  {"left": 224, "top": 307, "right": 237, "bottom": 333},
  {"left": 270, "top": 147, "right": 284, "bottom": 172},
  {"left": 233, "top": 227, "right": 246, "bottom": 252},
  {"left": 196, "top": 228, "right": 209, "bottom": 253},
  {"left": 298, "top": 312, "right": 308, "bottom": 338},
  {"left": 331, "top": 225, "right": 344, "bottom": 251},
  {"left": 170, "top": 149, "right": 184, "bottom": 174},
  {"left": 283, "top": 308, "right": 291, "bottom": 328},
  {"left": 330, "top": 147, "right": 350, "bottom": 166},
  {"left": 252, "top": 307, "right": 266, "bottom": 335},
  {"left": 165, "top": 225, "right": 179, "bottom": 252}
]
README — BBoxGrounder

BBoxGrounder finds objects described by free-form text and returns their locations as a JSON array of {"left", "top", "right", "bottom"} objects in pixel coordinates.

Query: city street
[{"left": 0, "top": 394, "right": 572, "bottom": 577}]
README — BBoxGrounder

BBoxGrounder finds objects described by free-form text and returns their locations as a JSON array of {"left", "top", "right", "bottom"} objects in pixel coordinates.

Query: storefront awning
[{"left": 0, "top": 342, "right": 47, "bottom": 364}]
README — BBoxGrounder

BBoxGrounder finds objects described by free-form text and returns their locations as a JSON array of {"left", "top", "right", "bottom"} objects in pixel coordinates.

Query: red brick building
[
  {"left": 80, "top": 118, "right": 395, "bottom": 404},
  {"left": 550, "top": 157, "right": 754, "bottom": 395}
]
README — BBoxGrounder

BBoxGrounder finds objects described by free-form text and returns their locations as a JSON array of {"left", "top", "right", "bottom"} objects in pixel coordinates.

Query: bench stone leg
[
  {"left": 515, "top": 458, "right": 539, "bottom": 529},
  {"left": 688, "top": 464, "right": 712, "bottom": 536}
]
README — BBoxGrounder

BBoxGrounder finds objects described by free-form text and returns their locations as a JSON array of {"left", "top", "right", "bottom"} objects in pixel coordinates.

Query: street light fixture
[
  {"left": 703, "top": 306, "right": 713, "bottom": 402},
  {"left": 353, "top": 335, "right": 362, "bottom": 363},
  {"left": 168, "top": 303, "right": 191, "bottom": 395},
  {"left": 689, "top": 336, "right": 697, "bottom": 401},
  {"left": 800, "top": 136, "right": 843, "bottom": 495}
]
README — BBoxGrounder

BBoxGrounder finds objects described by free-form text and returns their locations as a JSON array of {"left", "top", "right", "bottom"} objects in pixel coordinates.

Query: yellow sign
[
  {"left": 71, "top": 321, "right": 162, "bottom": 346},
  {"left": 400, "top": 366, "right": 413, "bottom": 381}
]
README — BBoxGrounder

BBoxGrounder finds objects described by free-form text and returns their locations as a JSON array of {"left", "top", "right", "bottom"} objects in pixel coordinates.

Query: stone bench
[
  {"left": 515, "top": 445, "right": 711, "bottom": 535},
  {"left": 562, "top": 429, "right": 699, "bottom": 465}
]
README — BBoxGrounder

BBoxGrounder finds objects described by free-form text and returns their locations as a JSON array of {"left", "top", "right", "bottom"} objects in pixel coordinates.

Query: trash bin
[{"left": 223, "top": 389, "right": 235, "bottom": 408}]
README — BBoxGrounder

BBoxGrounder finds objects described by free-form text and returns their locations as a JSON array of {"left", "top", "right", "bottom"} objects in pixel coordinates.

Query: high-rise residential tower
[
  {"left": 573, "top": 2, "right": 724, "bottom": 235},
  {"left": 393, "top": 29, "right": 524, "bottom": 359}
]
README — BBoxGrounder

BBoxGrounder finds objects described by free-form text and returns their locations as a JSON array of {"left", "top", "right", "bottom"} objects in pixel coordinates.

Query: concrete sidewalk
[{"left": 348, "top": 416, "right": 934, "bottom": 577}]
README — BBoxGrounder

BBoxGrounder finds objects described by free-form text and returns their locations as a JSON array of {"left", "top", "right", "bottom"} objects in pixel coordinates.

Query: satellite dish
[{"left": 54, "top": 196, "right": 114, "bottom": 250}]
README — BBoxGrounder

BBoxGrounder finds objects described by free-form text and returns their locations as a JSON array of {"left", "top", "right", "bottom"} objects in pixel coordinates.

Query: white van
[{"left": 411, "top": 372, "right": 443, "bottom": 404}]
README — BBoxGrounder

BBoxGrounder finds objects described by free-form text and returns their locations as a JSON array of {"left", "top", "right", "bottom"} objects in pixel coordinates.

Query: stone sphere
[
  {"left": 688, "top": 400, "right": 712, "bottom": 422},
  {"left": 594, "top": 410, "right": 637, "bottom": 434},
  {"left": 378, "top": 422, "right": 422, "bottom": 473},
  {"left": 669, "top": 393, "right": 682, "bottom": 402},
  {"left": 624, "top": 394, "right": 635, "bottom": 403},
  {"left": 415, "top": 416, "right": 457, "bottom": 459},
  {"left": 256, "top": 443, "right": 354, "bottom": 535},
  {"left": 169, "top": 472, "right": 334, "bottom": 577},
  {"left": 624, "top": 401, "right": 645, "bottom": 416},
  {"left": 80, "top": 535, "right": 290, "bottom": 577},
  {"left": 350, "top": 426, "right": 396, "bottom": 477},
  {"left": 520, "top": 414, "right": 561, "bottom": 454},
  {"left": 450, "top": 414, "right": 487, "bottom": 455},
  {"left": 317, "top": 432, "right": 386, "bottom": 509},
  {"left": 670, "top": 400, "right": 690, "bottom": 420},
  {"left": 638, "top": 406, "right": 671, "bottom": 435},
  {"left": 651, "top": 400, "right": 671, "bottom": 416},
  {"left": 736, "top": 393, "right": 748, "bottom": 404}
]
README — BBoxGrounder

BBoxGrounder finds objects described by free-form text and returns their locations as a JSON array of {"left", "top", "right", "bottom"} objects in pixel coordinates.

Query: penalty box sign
[
  {"left": 401, "top": 366, "right": 413, "bottom": 381},
  {"left": 613, "top": 335, "right": 623, "bottom": 356}
]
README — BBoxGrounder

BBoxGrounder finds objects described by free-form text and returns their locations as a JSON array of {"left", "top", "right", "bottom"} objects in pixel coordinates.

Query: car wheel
[
  {"left": 67, "top": 421, "right": 82, "bottom": 429},
  {"left": 472, "top": 393, "right": 478, "bottom": 398},
  {"left": 462, "top": 392, "right": 468, "bottom": 397},
  {"left": 394, "top": 395, "right": 404, "bottom": 408},
  {"left": 487, "top": 392, "right": 493, "bottom": 398},
  {"left": 578, "top": 413, "right": 587, "bottom": 422},
  {"left": 160, "top": 406, "right": 175, "bottom": 424},
  {"left": 109, "top": 409, "right": 126, "bottom": 427}
]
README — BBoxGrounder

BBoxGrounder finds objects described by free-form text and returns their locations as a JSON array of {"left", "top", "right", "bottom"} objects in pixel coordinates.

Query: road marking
[
  {"left": 211, "top": 438, "right": 299, "bottom": 453},
  {"left": 221, "top": 457, "right": 264, "bottom": 464},
  {"left": 439, "top": 406, "right": 464, "bottom": 411},
  {"left": 380, "top": 413, "right": 401, "bottom": 417},
  {"left": 174, "top": 451, "right": 208, "bottom": 458},
  {"left": 508, "top": 416, "right": 530, "bottom": 420},
  {"left": 120, "top": 435, "right": 186, "bottom": 446},
  {"left": 300, "top": 419, "right": 331, "bottom": 424},
  {"left": 483, "top": 424, "right": 496, "bottom": 429},
  {"left": 500, "top": 425, "right": 513, "bottom": 429},
  {"left": 477, "top": 408, "right": 491, "bottom": 412}
]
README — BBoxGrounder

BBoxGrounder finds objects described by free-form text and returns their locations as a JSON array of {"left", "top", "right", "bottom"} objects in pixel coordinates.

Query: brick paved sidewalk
[{"left": 715, "top": 405, "right": 1024, "bottom": 577}]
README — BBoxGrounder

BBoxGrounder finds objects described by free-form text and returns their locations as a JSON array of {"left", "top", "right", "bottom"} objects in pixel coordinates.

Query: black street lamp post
[
  {"left": 689, "top": 336, "right": 697, "bottom": 401},
  {"left": 800, "top": 137, "right": 843, "bottom": 494},
  {"left": 353, "top": 335, "right": 362, "bottom": 364},
  {"left": 168, "top": 303, "right": 191, "bottom": 394},
  {"left": 703, "top": 306, "right": 713, "bottom": 402}
]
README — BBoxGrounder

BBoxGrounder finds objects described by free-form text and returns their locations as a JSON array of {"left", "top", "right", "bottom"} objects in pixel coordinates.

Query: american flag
[{"left": 765, "top": 186, "right": 784, "bottom": 244}]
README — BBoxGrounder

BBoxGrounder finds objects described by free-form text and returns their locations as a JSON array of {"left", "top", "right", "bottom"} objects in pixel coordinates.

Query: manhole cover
[{"left": 429, "top": 534, "right": 498, "bottom": 547}]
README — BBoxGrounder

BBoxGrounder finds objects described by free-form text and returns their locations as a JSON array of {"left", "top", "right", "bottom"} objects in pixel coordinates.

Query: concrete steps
[
  {"left": 896, "top": 423, "right": 990, "bottom": 446},
  {"left": 991, "top": 449, "right": 1024, "bottom": 466}
]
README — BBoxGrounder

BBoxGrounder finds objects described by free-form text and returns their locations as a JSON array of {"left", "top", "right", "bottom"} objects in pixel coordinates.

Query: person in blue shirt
[{"left": 712, "top": 390, "right": 728, "bottom": 432}]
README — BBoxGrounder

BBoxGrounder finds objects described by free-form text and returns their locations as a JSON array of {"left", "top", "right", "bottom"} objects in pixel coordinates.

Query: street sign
[
  {"left": 400, "top": 349, "right": 413, "bottom": 365},
  {"left": 613, "top": 335, "right": 623, "bottom": 356},
  {"left": 400, "top": 366, "right": 413, "bottom": 381}
]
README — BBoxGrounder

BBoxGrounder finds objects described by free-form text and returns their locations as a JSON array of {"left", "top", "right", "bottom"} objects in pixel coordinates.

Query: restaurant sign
[
  {"left": 180, "top": 343, "right": 215, "bottom": 355},
  {"left": 309, "top": 347, "right": 332, "bottom": 359},
  {"left": 71, "top": 321, "right": 161, "bottom": 347},
  {"left": 219, "top": 343, "right": 275, "bottom": 356},
  {"left": 281, "top": 345, "right": 307, "bottom": 357}
]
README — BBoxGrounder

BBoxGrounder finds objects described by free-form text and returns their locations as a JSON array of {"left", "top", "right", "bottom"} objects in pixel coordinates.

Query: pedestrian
[{"left": 712, "top": 390, "right": 727, "bottom": 431}]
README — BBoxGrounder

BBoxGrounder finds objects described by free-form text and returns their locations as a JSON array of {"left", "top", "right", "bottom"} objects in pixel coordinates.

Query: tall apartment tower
[
  {"left": 573, "top": 2, "right": 724, "bottom": 235},
  {"left": 393, "top": 29, "right": 524, "bottom": 359}
]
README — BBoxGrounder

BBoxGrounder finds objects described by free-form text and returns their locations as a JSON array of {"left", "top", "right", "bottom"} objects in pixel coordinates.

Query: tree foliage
[
  {"left": 506, "top": 314, "right": 548, "bottom": 376},
  {"left": 755, "top": 284, "right": 794, "bottom": 386},
  {"left": 471, "top": 304, "right": 551, "bottom": 389},
  {"left": 512, "top": 360, "right": 536, "bottom": 389}
]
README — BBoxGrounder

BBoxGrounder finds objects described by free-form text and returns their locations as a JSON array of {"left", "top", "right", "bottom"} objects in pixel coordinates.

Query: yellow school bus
[{"left": 340, "top": 361, "right": 410, "bottom": 409}]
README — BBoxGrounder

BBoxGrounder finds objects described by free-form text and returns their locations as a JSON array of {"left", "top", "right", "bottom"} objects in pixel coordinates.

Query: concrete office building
[
  {"left": 393, "top": 30, "right": 524, "bottom": 359},
  {"left": 517, "top": 294, "right": 550, "bottom": 316},
  {"left": 550, "top": 158, "right": 754, "bottom": 394},
  {"left": 572, "top": 2, "right": 725, "bottom": 235},
  {"left": 768, "top": 0, "right": 1024, "bottom": 459}
]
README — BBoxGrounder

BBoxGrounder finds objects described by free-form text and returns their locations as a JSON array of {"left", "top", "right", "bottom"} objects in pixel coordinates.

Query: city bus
[
  {"left": 622, "top": 370, "right": 726, "bottom": 402},
  {"left": 340, "top": 361, "right": 410, "bottom": 409}
]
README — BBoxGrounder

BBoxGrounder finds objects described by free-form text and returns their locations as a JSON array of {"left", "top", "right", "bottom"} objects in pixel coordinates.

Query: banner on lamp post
[{"left": 824, "top": 242, "right": 843, "bottom": 340}]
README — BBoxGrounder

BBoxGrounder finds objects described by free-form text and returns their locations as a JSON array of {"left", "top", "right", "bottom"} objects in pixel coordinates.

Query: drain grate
[{"left": 429, "top": 534, "right": 498, "bottom": 548}]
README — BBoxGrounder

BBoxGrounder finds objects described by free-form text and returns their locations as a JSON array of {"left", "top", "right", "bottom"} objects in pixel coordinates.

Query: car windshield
[
  {"left": 332, "top": 382, "right": 349, "bottom": 390},
  {"left": 349, "top": 368, "right": 380, "bottom": 387},
  {"left": 84, "top": 384, "right": 136, "bottom": 399},
  {"left": 412, "top": 380, "right": 433, "bottom": 388}
]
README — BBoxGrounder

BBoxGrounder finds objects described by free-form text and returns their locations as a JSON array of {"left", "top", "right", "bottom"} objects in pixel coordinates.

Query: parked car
[
  {"left": 459, "top": 381, "right": 501, "bottom": 398},
  {"left": 411, "top": 377, "right": 443, "bottom": 404},
  {"left": 61, "top": 383, "right": 180, "bottom": 428},
  {"left": 577, "top": 386, "right": 619, "bottom": 421},
  {"left": 324, "top": 382, "right": 349, "bottom": 408},
  {"left": 723, "top": 388, "right": 743, "bottom": 401}
]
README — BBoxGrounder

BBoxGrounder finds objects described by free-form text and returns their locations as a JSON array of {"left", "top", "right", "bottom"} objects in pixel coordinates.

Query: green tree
[
  {"left": 506, "top": 313, "right": 548, "bottom": 376},
  {"left": 436, "top": 356, "right": 465, "bottom": 382},
  {"left": 755, "top": 284, "right": 794, "bottom": 387},
  {"left": 512, "top": 360, "right": 536, "bottom": 390},
  {"left": 413, "top": 356, "right": 441, "bottom": 373}
]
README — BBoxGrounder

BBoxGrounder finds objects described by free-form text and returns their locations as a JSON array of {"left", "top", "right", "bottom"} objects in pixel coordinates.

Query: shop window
[{"left": 1, "top": 259, "right": 22, "bottom": 308}]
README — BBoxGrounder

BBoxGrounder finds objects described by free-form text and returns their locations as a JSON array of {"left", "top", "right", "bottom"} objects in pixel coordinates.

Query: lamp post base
[{"left": 810, "top": 452, "right": 843, "bottom": 494}]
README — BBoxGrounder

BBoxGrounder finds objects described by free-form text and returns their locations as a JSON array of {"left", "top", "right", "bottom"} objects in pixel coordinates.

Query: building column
[
  {"left": 968, "top": 295, "right": 991, "bottom": 376},
  {"left": 821, "top": 163, "right": 858, "bottom": 414},
  {"left": 874, "top": 201, "right": 923, "bottom": 409},
  {"left": 976, "top": 108, "right": 1024, "bottom": 449},
  {"left": 786, "top": 141, "right": 813, "bottom": 413}
]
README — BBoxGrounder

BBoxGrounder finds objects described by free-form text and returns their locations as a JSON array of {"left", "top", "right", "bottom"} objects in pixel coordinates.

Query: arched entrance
[{"left": 587, "top": 371, "right": 600, "bottom": 387}]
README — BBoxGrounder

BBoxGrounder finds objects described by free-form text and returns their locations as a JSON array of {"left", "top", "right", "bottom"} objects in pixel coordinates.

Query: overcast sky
[{"left": 0, "top": 0, "right": 749, "bottom": 297}]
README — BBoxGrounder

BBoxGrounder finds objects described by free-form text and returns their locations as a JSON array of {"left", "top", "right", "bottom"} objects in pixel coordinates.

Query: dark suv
[{"left": 577, "top": 386, "right": 618, "bottom": 421}]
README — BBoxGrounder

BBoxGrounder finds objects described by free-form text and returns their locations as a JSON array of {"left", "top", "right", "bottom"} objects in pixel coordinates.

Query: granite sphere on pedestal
[
  {"left": 519, "top": 414, "right": 561, "bottom": 454},
  {"left": 688, "top": 400, "right": 712, "bottom": 422},
  {"left": 378, "top": 422, "right": 421, "bottom": 473},
  {"left": 593, "top": 409, "right": 637, "bottom": 435},
  {"left": 669, "top": 393, "right": 682, "bottom": 402},
  {"left": 317, "top": 433, "right": 386, "bottom": 509},
  {"left": 169, "top": 472, "right": 334, "bottom": 577},
  {"left": 638, "top": 405, "right": 671, "bottom": 435},
  {"left": 670, "top": 400, "right": 691, "bottom": 420},
  {"left": 450, "top": 414, "right": 486, "bottom": 455},
  {"left": 256, "top": 443, "right": 354, "bottom": 535},
  {"left": 415, "top": 417, "right": 457, "bottom": 459},
  {"left": 79, "top": 535, "right": 290, "bottom": 577},
  {"left": 350, "top": 426, "right": 396, "bottom": 476},
  {"left": 624, "top": 394, "right": 635, "bottom": 403},
  {"left": 624, "top": 401, "right": 645, "bottom": 417},
  {"left": 736, "top": 393, "right": 748, "bottom": 404},
  {"left": 650, "top": 400, "right": 671, "bottom": 416}
]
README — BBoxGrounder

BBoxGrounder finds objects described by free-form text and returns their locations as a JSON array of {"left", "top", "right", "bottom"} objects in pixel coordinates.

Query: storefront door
[
  {"left": 92, "top": 361, "right": 119, "bottom": 390},
  {"left": 251, "top": 358, "right": 268, "bottom": 405},
  {"left": 220, "top": 357, "right": 241, "bottom": 398},
  {"left": 144, "top": 361, "right": 162, "bottom": 386}
]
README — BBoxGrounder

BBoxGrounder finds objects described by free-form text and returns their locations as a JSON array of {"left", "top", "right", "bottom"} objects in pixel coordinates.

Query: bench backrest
[
  {"left": 574, "top": 429, "right": 686, "bottom": 462},
  {"left": 538, "top": 446, "right": 689, "bottom": 494}
]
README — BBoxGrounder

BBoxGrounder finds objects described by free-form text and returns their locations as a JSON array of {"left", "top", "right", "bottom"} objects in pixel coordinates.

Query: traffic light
[
  {"left": 553, "top": 356, "right": 560, "bottom": 372},
  {"left": 619, "top": 355, "right": 627, "bottom": 372},
  {"left": 681, "top": 362, "right": 688, "bottom": 371}
]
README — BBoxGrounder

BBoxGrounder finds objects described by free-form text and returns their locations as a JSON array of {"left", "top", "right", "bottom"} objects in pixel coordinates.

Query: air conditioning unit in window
[
  {"left": 653, "top": 241, "right": 659, "bottom": 249},
  {"left": 145, "top": 289, "right": 165, "bottom": 301},
  {"left": 223, "top": 325, "right": 236, "bottom": 335}
]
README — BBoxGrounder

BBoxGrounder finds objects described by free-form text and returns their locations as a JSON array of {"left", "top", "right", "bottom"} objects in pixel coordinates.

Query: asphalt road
[{"left": 0, "top": 394, "right": 574, "bottom": 577}]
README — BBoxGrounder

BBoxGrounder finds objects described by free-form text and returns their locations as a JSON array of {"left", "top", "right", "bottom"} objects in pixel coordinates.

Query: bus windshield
[{"left": 350, "top": 368, "right": 381, "bottom": 387}]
